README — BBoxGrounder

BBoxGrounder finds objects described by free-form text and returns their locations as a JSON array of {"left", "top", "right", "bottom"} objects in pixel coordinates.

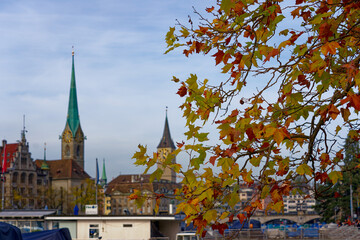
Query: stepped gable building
[
  {"left": 0, "top": 128, "right": 49, "bottom": 209},
  {"left": 105, "top": 112, "right": 180, "bottom": 215}
]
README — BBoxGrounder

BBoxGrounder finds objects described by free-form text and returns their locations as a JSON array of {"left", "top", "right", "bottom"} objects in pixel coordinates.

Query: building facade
[{"left": 0, "top": 130, "right": 49, "bottom": 209}]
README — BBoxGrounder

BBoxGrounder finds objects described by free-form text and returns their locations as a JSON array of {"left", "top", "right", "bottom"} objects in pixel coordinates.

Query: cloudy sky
[{"left": 0, "top": 0, "right": 227, "bottom": 180}]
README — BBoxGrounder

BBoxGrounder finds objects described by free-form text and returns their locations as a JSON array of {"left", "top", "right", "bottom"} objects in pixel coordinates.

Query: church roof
[
  {"left": 34, "top": 159, "right": 90, "bottom": 180},
  {"left": 157, "top": 114, "right": 175, "bottom": 149},
  {"left": 66, "top": 51, "right": 81, "bottom": 136},
  {"left": 105, "top": 174, "right": 180, "bottom": 195}
]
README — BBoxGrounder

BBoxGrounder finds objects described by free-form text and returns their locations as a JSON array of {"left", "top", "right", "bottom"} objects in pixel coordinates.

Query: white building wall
[{"left": 76, "top": 219, "right": 151, "bottom": 240}]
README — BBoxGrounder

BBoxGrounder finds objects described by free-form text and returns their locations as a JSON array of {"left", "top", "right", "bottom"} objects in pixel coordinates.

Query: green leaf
[
  {"left": 220, "top": 0, "right": 235, "bottom": 15},
  {"left": 180, "top": 27, "right": 190, "bottom": 38},
  {"left": 203, "top": 209, "right": 218, "bottom": 222},
  {"left": 250, "top": 155, "right": 262, "bottom": 167},
  {"left": 195, "top": 132, "right": 209, "bottom": 142},
  {"left": 165, "top": 27, "right": 176, "bottom": 46},
  {"left": 217, "top": 158, "right": 234, "bottom": 172},
  {"left": 228, "top": 191, "right": 240, "bottom": 208},
  {"left": 328, "top": 171, "right": 342, "bottom": 184},
  {"left": 296, "top": 164, "right": 313, "bottom": 176},
  {"left": 150, "top": 168, "right": 163, "bottom": 182},
  {"left": 261, "top": 185, "right": 270, "bottom": 199}
]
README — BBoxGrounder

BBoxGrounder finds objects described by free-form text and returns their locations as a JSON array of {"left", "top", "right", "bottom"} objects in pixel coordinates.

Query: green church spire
[
  {"left": 66, "top": 48, "right": 80, "bottom": 136},
  {"left": 101, "top": 158, "right": 107, "bottom": 187},
  {"left": 41, "top": 143, "right": 49, "bottom": 170}
]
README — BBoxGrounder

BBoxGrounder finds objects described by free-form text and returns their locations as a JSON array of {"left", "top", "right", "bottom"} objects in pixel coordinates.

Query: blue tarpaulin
[
  {"left": 0, "top": 222, "right": 23, "bottom": 240},
  {"left": 22, "top": 228, "right": 71, "bottom": 240}
]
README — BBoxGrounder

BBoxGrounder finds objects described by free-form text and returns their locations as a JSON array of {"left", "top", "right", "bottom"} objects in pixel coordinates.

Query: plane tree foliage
[{"left": 133, "top": 0, "right": 360, "bottom": 235}]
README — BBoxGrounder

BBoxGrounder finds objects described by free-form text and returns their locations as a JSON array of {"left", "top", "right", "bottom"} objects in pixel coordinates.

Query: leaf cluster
[{"left": 136, "top": 0, "right": 360, "bottom": 234}]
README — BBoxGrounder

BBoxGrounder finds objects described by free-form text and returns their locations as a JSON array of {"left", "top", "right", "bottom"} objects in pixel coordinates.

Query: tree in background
[
  {"left": 133, "top": 0, "right": 360, "bottom": 235},
  {"left": 316, "top": 133, "right": 360, "bottom": 222},
  {"left": 71, "top": 178, "right": 103, "bottom": 214}
]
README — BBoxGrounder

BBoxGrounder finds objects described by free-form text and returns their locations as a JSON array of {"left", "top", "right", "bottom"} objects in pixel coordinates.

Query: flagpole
[
  {"left": 1, "top": 173, "right": 4, "bottom": 210},
  {"left": 95, "top": 158, "right": 98, "bottom": 212},
  {"left": 1, "top": 143, "right": 6, "bottom": 210}
]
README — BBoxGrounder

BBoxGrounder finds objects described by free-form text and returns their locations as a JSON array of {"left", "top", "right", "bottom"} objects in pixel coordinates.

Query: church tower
[
  {"left": 61, "top": 49, "right": 85, "bottom": 169},
  {"left": 157, "top": 109, "right": 176, "bottom": 183}
]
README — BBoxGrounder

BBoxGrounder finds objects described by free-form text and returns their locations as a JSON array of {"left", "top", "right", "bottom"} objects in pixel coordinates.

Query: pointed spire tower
[
  {"left": 100, "top": 158, "right": 108, "bottom": 187},
  {"left": 61, "top": 48, "right": 85, "bottom": 169},
  {"left": 157, "top": 107, "right": 176, "bottom": 182},
  {"left": 41, "top": 143, "right": 49, "bottom": 170}
]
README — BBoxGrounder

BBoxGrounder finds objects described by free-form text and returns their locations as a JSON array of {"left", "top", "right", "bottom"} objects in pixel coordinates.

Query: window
[
  {"left": 123, "top": 224, "right": 132, "bottom": 227},
  {"left": 65, "top": 145, "right": 70, "bottom": 157},
  {"left": 21, "top": 173, "right": 26, "bottom": 184},
  {"left": 28, "top": 174, "right": 34, "bottom": 184},
  {"left": 89, "top": 224, "right": 99, "bottom": 238},
  {"left": 12, "top": 172, "right": 18, "bottom": 183}
]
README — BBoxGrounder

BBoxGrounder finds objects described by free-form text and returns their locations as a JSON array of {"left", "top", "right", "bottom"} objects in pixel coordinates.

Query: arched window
[
  {"left": 12, "top": 172, "right": 18, "bottom": 184},
  {"left": 28, "top": 174, "right": 34, "bottom": 185},
  {"left": 77, "top": 145, "right": 80, "bottom": 157},
  {"left": 20, "top": 172, "right": 26, "bottom": 184}
]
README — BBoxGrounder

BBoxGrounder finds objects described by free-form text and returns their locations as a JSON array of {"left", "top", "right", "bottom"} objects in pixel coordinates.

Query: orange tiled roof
[
  {"left": 105, "top": 174, "right": 180, "bottom": 195},
  {"left": 34, "top": 159, "right": 90, "bottom": 180}
]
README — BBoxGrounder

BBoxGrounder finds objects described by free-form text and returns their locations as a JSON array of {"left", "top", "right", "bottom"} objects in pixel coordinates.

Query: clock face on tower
[
  {"left": 158, "top": 149, "right": 169, "bottom": 162},
  {"left": 63, "top": 130, "right": 72, "bottom": 143}
]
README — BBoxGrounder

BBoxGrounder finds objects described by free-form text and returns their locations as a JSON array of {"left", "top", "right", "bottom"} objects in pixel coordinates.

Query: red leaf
[
  {"left": 212, "top": 50, "right": 225, "bottom": 65},
  {"left": 261, "top": 142, "right": 270, "bottom": 149},
  {"left": 177, "top": 141, "right": 185, "bottom": 148},
  {"left": 198, "top": 26, "right": 208, "bottom": 34},
  {"left": 206, "top": 6, "right": 215, "bottom": 12},
  {"left": 328, "top": 104, "right": 340, "bottom": 120},
  {"left": 195, "top": 41, "right": 204, "bottom": 53},
  {"left": 209, "top": 156, "right": 217, "bottom": 166},
  {"left": 315, "top": 172, "right": 329, "bottom": 183},
  {"left": 211, "top": 223, "right": 228, "bottom": 235},
  {"left": 301, "top": 11, "right": 311, "bottom": 21},
  {"left": 177, "top": 84, "right": 187, "bottom": 97},
  {"left": 298, "top": 74, "right": 310, "bottom": 88},
  {"left": 350, "top": 95, "right": 360, "bottom": 110},
  {"left": 237, "top": 213, "right": 247, "bottom": 223},
  {"left": 246, "top": 128, "right": 256, "bottom": 141},
  {"left": 264, "top": 48, "right": 279, "bottom": 62},
  {"left": 334, "top": 192, "right": 341, "bottom": 198},
  {"left": 319, "top": 23, "right": 333, "bottom": 40}
]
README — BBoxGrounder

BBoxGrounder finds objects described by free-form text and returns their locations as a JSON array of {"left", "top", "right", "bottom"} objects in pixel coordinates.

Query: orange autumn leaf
[
  {"left": 321, "top": 41, "right": 340, "bottom": 56},
  {"left": 264, "top": 48, "right": 280, "bottom": 62},
  {"left": 328, "top": 104, "right": 340, "bottom": 120}
]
